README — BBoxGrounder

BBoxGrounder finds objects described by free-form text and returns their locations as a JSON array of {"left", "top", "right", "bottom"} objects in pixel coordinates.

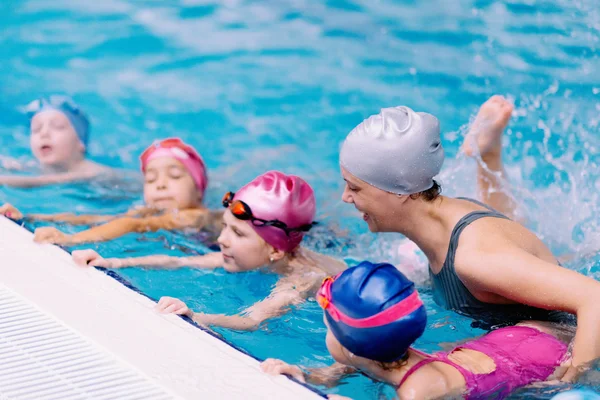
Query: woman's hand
[
  {"left": 0, "top": 203, "right": 23, "bottom": 220},
  {"left": 260, "top": 358, "right": 306, "bottom": 383},
  {"left": 34, "top": 227, "right": 72, "bottom": 244}
]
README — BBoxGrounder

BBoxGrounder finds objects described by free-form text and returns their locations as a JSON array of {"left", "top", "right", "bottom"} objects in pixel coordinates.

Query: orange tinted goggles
[{"left": 222, "top": 191, "right": 316, "bottom": 236}]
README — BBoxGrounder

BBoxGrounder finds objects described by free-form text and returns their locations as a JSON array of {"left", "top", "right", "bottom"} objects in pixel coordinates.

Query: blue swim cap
[
  {"left": 317, "top": 261, "right": 427, "bottom": 363},
  {"left": 25, "top": 96, "right": 90, "bottom": 147}
]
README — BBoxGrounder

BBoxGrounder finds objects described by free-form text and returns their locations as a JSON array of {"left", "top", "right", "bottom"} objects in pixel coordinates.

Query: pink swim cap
[
  {"left": 233, "top": 171, "right": 316, "bottom": 252},
  {"left": 140, "top": 138, "right": 208, "bottom": 197}
]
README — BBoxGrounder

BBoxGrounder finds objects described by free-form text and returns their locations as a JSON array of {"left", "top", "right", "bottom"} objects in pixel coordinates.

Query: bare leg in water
[{"left": 461, "top": 95, "right": 518, "bottom": 220}]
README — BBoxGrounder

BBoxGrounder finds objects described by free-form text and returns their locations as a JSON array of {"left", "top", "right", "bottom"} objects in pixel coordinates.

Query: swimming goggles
[
  {"left": 316, "top": 275, "right": 423, "bottom": 328},
  {"left": 221, "top": 191, "right": 316, "bottom": 237},
  {"left": 140, "top": 137, "right": 204, "bottom": 167},
  {"left": 25, "top": 95, "right": 85, "bottom": 118}
]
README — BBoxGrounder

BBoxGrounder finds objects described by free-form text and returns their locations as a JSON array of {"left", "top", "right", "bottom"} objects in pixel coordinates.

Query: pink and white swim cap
[
  {"left": 231, "top": 171, "right": 316, "bottom": 252},
  {"left": 140, "top": 137, "right": 208, "bottom": 197}
]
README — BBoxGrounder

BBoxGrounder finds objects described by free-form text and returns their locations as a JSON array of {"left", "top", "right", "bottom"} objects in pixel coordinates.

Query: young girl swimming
[
  {"left": 262, "top": 261, "right": 572, "bottom": 400},
  {"left": 73, "top": 171, "right": 347, "bottom": 331},
  {"left": 1, "top": 137, "right": 222, "bottom": 245},
  {"left": 0, "top": 96, "right": 112, "bottom": 188}
]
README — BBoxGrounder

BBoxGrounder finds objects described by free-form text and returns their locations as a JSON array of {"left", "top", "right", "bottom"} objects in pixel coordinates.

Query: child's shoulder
[{"left": 398, "top": 360, "right": 462, "bottom": 400}]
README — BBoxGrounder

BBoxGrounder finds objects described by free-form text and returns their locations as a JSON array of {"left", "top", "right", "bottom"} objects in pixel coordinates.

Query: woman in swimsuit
[{"left": 338, "top": 95, "right": 600, "bottom": 378}]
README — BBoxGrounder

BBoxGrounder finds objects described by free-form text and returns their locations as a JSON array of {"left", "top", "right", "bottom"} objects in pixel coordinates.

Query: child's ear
[{"left": 269, "top": 247, "right": 286, "bottom": 262}]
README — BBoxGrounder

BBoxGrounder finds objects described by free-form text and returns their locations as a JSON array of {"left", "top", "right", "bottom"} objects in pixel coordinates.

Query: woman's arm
[
  {"left": 458, "top": 247, "right": 600, "bottom": 374},
  {"left": 33, "top": 212, "right": 196, "bottom": 245},
  {"left": 72, "top": 249, "right": 223, "bottom": 269},
  {"left": 260, "top": 359, "right": 356, "bottom": 387}
]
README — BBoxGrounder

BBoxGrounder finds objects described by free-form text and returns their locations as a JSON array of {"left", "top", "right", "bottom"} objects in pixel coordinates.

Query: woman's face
[
  {"left": 143, "top": 157, "right": 201, "bottom": 210},
  {"left": 30, "top": 110, "right": 84, "bottom": 168},
  {"left": 217, "top": 209, "right": 274, "bottom": 272},
  {"left": 341, "top": 167, "right": 401, "bottom": 233}
]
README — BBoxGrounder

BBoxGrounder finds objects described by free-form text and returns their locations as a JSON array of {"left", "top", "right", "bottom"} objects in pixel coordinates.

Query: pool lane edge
[{"left": 0, "top": 216, "right": 323, "bottom": 399}]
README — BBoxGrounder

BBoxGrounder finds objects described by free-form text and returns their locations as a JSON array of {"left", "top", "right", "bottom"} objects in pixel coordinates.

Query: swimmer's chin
[{"left": 222, "top": 256, "right": 241, "bottom": 273}]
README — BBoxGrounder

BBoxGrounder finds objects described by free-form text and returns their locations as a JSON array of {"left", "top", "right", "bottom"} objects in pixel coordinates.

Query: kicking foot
[{"left": 461, "top": 95, "right": 513, "bottom": 158}]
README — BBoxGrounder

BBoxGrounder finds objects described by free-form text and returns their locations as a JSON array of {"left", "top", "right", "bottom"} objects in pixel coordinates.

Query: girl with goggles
[{"left": 73, "top": 171, "right": 347, "bottom": 331}]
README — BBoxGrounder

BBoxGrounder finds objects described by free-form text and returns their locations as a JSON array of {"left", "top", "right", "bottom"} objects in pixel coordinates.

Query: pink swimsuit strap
[
  {"left": 397, "top": 327, "right": 567, "bottom": 398},
  {"left": 397, "top": 349, "right": 474, "bottom": 389}
]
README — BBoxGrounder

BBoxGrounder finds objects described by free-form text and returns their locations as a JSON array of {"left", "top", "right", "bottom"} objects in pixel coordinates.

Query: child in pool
[
  {"left": 0, "top": 137, "right": 222, "bottom": 245},
  {"left": 73, "top": 171, "right": 347, "bottom": 331},
  {"left": 261, "top": 261, "right": 572, "bottom": 400},
  {"left": 0, "top": 96, "right": 112, "bottom": 188}
]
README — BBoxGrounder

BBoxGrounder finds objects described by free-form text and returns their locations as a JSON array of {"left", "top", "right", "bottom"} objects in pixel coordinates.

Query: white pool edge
[{"left": 0, "top": 216, "right": 322, "bottom": 399}]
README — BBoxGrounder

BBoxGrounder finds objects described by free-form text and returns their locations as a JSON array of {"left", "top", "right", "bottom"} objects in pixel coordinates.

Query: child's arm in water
[
  {"left": 260, "top": 359, "right": 357, "bottom": 387},
  {"left": 157, "top": 279, "right": 307, "bottom": 331},
  {"left": 0, "top": 204, "right": 161, "bottom": 226},
  {"left": 32, "top": 209, "right": 218, "bottom": 245},
  {"left": 72, "top": 249, "right": 223, "bottom": 269},
  {"left": 0, "top": 169, "right": 101, "bottom": 188},
  {"left": 1, "top": 203, "right": 116, "bottom": 225}
]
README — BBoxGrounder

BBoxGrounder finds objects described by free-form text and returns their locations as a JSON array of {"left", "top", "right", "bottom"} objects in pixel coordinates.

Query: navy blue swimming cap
[
  {"left": 317, "top": 261, "right": 427, "bottom": 362},
  {"left": 25, "top": 96, "right": 90, "bottom": 147}
]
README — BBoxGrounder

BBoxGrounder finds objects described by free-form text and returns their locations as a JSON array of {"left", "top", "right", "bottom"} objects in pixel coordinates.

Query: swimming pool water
[{"left": 1, "top": 0, "right": 600, "bottom": 398}]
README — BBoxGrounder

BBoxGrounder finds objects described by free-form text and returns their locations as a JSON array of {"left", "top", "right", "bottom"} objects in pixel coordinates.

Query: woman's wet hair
[{"left": 409, "top": 179, "right": 441, "bottom": 201}]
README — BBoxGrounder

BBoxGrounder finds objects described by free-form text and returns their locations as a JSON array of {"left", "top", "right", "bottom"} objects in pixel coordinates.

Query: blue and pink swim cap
[
  {"left": 26, "top": 96, "right": 90, "bottom": 147},
  {"left": 317, "top": 261, "right": 427, "bottom": 362}
]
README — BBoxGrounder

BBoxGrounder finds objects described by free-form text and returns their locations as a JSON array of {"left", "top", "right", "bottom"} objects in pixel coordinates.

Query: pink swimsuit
[{"left": 399, "top": 326, "right": 568, "bottom": 399}]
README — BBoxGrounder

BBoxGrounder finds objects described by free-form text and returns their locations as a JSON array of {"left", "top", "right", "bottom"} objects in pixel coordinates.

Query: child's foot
[{"left": 461, "top": 95, "right": 513, "bottom": 159}]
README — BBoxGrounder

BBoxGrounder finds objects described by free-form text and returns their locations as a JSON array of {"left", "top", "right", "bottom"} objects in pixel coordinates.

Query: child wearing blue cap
[
  {"left": 262, "top": 261, "right": 573, "bottom": 400},
  {"left": 0, "top": 96, "right": 111, "bottom": 188}
]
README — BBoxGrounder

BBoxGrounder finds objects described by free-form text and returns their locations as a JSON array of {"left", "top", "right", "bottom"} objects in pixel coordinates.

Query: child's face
[
  {"left": 324, "top": 315, "right": 348, "bottom": 364},
  {"left": 217, "top": 209, "right": 273, "bottom": 272},
  {"left": 143, "top": 157, "right": 201, "bottom": 210},
  {"left": 30, "top": 110, "right": 84, "bottom": 168},
  {"left": 323, "top": 315, "right": 382, "bottom": 379}
]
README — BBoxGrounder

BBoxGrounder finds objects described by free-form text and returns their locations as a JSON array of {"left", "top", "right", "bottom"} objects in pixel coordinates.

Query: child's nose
[{"left": 217, "top": 231, "right": 228, "bottom": 248}]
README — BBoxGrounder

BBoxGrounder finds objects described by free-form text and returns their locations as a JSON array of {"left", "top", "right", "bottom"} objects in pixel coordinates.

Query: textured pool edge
[{"left": 0, "top": 216, "right": 322, "bottom": 400}]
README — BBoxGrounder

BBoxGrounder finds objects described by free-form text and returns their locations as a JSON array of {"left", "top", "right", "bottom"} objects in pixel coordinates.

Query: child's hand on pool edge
[
  {"left": 72, "top": 249, "right": 118, "bottom": 268},
  {"left": 156, "top": 296, "right": 193, "bottom": 317},
  {"left": 0, "top": 203, "right": 23, "bottom": 220},
  {"left": 260, "top": 358, "right": 306, "bottom": 383},
  {"left": 33, "top": 226, "right": 71, "bottom": 245},
  {"left": 327, "top": 395, "right": 353, "bottom": 400}
]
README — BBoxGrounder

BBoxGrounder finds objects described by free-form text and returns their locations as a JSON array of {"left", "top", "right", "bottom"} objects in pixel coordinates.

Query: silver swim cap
[{"left": 340, "top": 106, "right": 445, "bottom": 195}]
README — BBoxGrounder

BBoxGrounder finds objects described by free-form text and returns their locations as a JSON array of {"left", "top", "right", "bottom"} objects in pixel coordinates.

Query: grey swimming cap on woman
[{"left": 340, "top": 106, "right": 445, "bottom": 195}]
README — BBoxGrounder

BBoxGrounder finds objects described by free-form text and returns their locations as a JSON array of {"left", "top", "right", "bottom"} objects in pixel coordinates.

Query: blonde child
[
  {"left": 1, "top": 137, "right": 222, "bottom": 245},
  {"left": 73, "top": 171, "right": 346, "bottom": 331},
  {"left": 0, "top": 96, "right": 112, "bottom": 187}
]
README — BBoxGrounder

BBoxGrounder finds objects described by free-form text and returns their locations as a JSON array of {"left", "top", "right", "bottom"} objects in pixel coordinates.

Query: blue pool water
[{"left": 1, "top": 0, "right": 600, "bottom": 398}]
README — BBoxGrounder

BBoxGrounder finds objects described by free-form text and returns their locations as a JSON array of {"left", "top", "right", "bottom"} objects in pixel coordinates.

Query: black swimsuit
[{"left": 429, "top": 198, "right": 574, "bottom": 328}]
